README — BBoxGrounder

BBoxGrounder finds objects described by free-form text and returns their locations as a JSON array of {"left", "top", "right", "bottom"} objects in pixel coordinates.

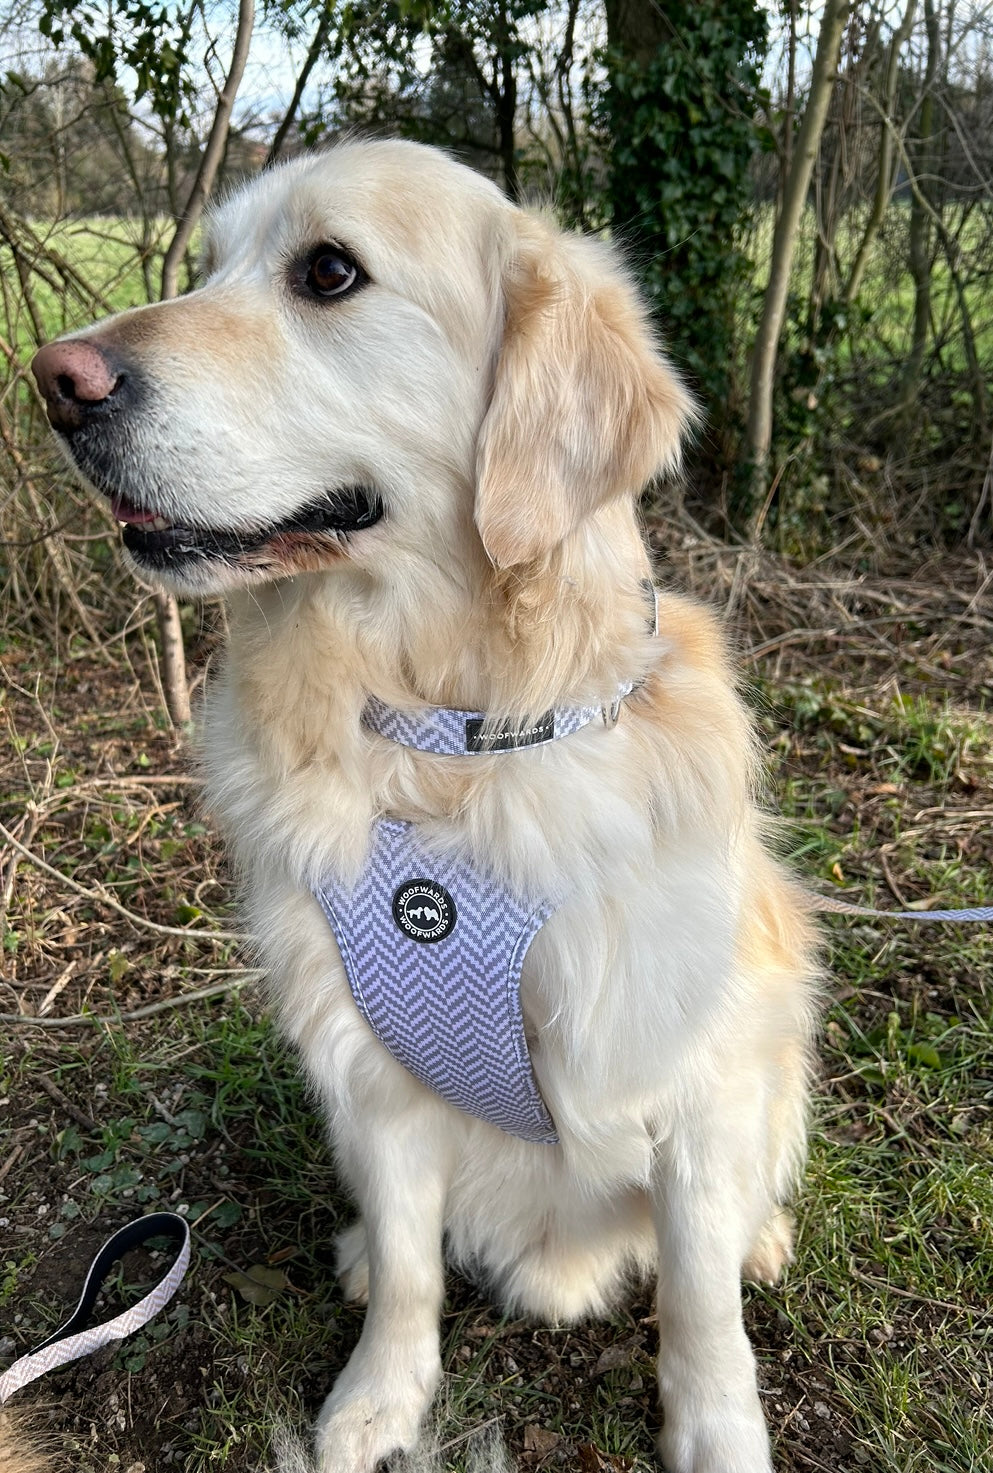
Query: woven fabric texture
[
  {"left": 0, "top": 1225, "right": 191, "bottom": 1403},
  {"left": 362, "top": 691, "right": 633, "bottom": 755},
  {"left": 314, "top": 818, "right": 559, "bottom": 1144}
]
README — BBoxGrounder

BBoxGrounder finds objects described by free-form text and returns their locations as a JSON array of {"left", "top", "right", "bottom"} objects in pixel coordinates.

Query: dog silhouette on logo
[{"left": 407, "top": 905, "right": 441, "bottom": 925}]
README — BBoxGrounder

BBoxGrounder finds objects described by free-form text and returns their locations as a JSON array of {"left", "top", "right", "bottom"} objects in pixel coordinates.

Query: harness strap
[{"left": 0, "top": 1214, "right": 190, "bottom": 1404}]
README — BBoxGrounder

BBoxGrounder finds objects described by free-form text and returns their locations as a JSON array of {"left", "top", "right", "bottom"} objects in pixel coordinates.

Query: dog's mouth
[{"left": 111, "top": 485, "right": 383, "bottom": 571}]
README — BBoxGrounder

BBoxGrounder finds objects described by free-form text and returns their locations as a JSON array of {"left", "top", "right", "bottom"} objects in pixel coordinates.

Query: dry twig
[
  {"left": 0, "top": 973, "right": 262, "bottom": 1029},
  {"left": 0, "top": 818, "right": 244, "bottom": 943}
]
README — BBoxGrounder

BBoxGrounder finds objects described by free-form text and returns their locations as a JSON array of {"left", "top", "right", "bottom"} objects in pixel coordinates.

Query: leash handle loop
[{"left": 0, "top": 1213, "right": 191, "bottom": 1404}]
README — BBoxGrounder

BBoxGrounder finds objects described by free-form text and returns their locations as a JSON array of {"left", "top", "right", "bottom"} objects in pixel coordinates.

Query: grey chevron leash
[
  {"left": 809, "top": 892, "right": 993, "bottom": 924},
  {"left": 0, "top": 1213, "right": 190, "bottom": 1404}
]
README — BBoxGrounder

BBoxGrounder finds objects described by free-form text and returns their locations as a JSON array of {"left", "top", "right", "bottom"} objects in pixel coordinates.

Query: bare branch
[
  {"left": 160, "top": 0, "right": 255, "bottom": 301},
  {"left": 265, "top": 4, "right": 334, "bottom": 168}
]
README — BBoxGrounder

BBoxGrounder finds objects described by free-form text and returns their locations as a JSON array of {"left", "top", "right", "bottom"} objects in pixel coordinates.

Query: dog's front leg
[
  {"left": 315, "top": 1106, "right": 453, "bottom": 1473},
  {"left": 652, "top": 1118, "right": 774, "bottom": 1473}
]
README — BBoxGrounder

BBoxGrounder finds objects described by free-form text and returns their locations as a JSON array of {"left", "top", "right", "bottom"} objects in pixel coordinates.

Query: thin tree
[
  {"left": 842, "top": 0, "right": 919, "bottom": 306},
  {"left": 745, "top": 0, "right": 852, "bottom": 524},
  {"left": 893, "top": 0, "right": 940, "bottom": 432},
  {"left": 264, "top": 3, "right": 334, "bottom": 168},
  {"left": 155, "top": 0, "right": 255, "bottom": 726}
]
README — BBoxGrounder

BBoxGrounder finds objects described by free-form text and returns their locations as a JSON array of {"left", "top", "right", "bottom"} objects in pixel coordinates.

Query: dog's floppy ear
[{"left": 475, "top": 214, "right": 696, "bottom": 568}]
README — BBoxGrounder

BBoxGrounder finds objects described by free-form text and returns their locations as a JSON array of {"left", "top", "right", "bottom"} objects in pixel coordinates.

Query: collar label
[{"left": 464, "top": 711, "right": 555, "bottom": 753}]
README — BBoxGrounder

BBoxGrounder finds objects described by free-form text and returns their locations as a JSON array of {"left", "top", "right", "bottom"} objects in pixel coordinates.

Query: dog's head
[{"left": 32, "top": 139, "right": 694, "bottom": 599}]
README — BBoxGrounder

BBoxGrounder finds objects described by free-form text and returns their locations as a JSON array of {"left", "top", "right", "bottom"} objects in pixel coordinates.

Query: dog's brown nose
[{"left": 32, "top": 339, "right": 125, "bottom": 432}]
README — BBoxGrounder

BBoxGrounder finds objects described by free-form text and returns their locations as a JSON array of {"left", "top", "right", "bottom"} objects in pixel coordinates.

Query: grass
[
  {"left": 746, "top": 201, "right": 993, "bottom": 372},
  {"left": 757, "top": 651, "right": 993, "bottom": 1472}
]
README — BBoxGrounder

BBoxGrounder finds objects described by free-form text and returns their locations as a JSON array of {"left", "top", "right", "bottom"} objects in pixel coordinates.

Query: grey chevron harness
[
  {"left": 315, "top": 818, "right": 560, "bottom": 1144},
  {"left": 312, "top": 585, "right": 658, "bottom": 1144}
]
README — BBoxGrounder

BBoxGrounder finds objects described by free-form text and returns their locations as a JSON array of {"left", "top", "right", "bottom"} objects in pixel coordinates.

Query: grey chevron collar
[{"left": 361, "top": 583, "right": 658, "bottom": 757}]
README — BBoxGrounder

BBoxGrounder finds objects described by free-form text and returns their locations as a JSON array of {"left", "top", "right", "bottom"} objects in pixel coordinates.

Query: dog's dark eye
[{"left": 305, "top": 247, "right": 360, "bottom": 299}]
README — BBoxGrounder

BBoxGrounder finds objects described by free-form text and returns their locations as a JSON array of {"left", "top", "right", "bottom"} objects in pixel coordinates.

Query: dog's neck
[{"left": 223, "top": 499, "right": 655, "bottom": 775}]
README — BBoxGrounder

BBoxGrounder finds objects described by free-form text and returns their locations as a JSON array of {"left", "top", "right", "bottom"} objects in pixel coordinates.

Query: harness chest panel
[{"left": 313, "top": 818, "right": 559, "bottom": 1144}]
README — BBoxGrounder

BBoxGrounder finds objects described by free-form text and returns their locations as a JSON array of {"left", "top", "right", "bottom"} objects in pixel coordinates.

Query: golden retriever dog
[{"left": 32, "top": 138, "right": 818, "bottom": 1473}]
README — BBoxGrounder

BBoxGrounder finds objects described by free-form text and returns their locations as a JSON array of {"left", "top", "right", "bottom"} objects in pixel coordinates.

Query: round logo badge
[{"left": 392, "top": 878, "right": 457, "bottom": 944}]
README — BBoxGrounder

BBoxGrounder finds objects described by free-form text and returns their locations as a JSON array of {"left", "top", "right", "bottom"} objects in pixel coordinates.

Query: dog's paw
[
  {"left": 658, "top": 1340, "right": 773, "bottom": 1473},
  {"left": 742, "top": 1207, "right": 794, "bottom": 1287},
  {"left": 658, "top": 1400, "right": 772, "bottom": 1473},
  {"left": 314, "top": 1394, "right": 418, "bottom": 1473},
  {"left": 334, "top": 1220, "right": 369, "bottom": 1304},
  {"left": 313, "top": 1347, "right": 440, "bottom": 1473}
]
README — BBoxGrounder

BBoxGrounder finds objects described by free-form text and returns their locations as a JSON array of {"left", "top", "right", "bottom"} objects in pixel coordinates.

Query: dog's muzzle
[{"left": 31, "top": 337, "right": 384, "bottom": 577}]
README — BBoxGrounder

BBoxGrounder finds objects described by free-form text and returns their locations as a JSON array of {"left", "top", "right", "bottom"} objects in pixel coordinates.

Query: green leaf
[
  {"left": 210, "top": 1201, "right": 243, "bottom": 1229},
  {"left": 905, "top": 1042, "right": 942, "bottom": 1070},
  {"left": 108, "top": 949, "right": 130, "bottom": 984},
  {"left": 173, "top": 1107, "right": 207, "bottom": 1139},
  {"left": 83, "top": 1148, "right": 116, "bottom": 1172}
]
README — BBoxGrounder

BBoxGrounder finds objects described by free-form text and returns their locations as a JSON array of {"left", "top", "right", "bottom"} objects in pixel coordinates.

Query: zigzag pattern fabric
[
  {"left": 0, "top": 1216, "right": 191, "bottom": 1403},
  {"left": 314, "top": 818, "right": 559, "bottom": 1144},
  {"left": 362, "top": 691, "right": 633, "bottom": 755}
]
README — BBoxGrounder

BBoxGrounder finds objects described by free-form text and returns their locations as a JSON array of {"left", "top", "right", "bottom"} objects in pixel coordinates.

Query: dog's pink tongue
[{"left": 110, "top": 495, "right": 159, "bottom": 525}]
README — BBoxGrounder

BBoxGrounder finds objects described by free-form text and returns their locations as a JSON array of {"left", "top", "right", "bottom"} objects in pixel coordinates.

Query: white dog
[{"left": 33, "top": 138, "right": 818, "bottom": 1473}]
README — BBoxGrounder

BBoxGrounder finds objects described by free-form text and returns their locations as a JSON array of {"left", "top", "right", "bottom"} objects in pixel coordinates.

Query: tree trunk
[
  {"left": 493, "top": 2, "right": 520, "bottom": 201},
  {"left": 843, "top": 0, "right": 919, "bottom": 306},
  {"left": 154, "top": 591, "right": 190, "bottom": 727},
  {"left": 161, "top": 0, "right": 255, "bottom": 300},
  {"left": 603, "top": 0, "right": 667, "bottom": 233},
  {"left": 777, "top": 1, "right": 797, "bottom": 219},
  {"left": 894, "top": 0, "right": 939, "bottom": 432},
  {"left": 745, "top": 0, "right": 851, "bottom": 524},
  {"left": 155, "top": 0, "right": 255, "bottom": 727},
  {"left": 604, "top": 0, "right": 666, "bottom": 64}
]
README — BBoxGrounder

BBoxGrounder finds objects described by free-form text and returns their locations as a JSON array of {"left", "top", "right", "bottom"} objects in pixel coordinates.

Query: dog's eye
[{"left": 305, "top": 248, "right": 360, "bottom": 299}]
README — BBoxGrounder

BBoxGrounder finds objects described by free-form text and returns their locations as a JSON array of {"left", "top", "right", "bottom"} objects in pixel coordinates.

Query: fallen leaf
[
  {"left": 576, "top": 1445, "right": 633, "bottom": 1471},
  {"left": 594, "top": 1343, "right": 634, "bottom": 1376},
  {"left": 523, "top": 1426, "right": 560, "bottom": 1456},
  {"left": 223, "top": 1264, "right": 290, "bottom": 1306}
]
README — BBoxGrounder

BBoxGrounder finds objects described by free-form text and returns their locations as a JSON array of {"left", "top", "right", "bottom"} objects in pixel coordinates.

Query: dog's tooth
[{"left": 151, "top": 516, "right": 172, "bottom": 531}]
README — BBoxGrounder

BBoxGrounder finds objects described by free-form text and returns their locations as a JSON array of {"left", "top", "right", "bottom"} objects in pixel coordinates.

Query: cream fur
[
  {"left": 42, "top": 138, "right": 819, "bottom": 1473},
  {"left": 0, "top": 1410, "right": 53, "bottom": 1473}
]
